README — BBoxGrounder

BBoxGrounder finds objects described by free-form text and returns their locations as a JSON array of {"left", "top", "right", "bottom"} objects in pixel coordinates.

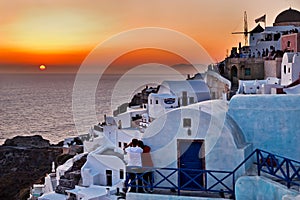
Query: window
[
  {"left": 118, "top": 142, "right": 122, "bottom": 148},
  {"left": 211, "top": 92, "right": 216, "bottom": 99},
  {"left": 288, "top": 68, "right": 291, "bottom": 73},
  {"left": 182, "top": 91, "right": 188, "bottom": 106},
  {"left": 106, "top": 170, "right": 112, "bottom": 186},
  {"left": 287, "top": 41, "right": 291, "bottom": 47},
  {"left": 150, "top": 99, "right": 152, "bottom": 104},
  {"left": 183, "top": 118, "right": 191, "bottom": 128},
  {"left": 120, "top": 169, "right": 124, "bottom": 179},
  {"left": 231, "top": 66, "right": 238, "bottom": 77},
  {"left": 164, "top": 98, "right": 175, "bottom": 104},
  {"left": 189, "top": 97, "right": 194, "bottom": 104},
  {"left": 274, "top": 33, "right": 280, "bottom": 41},
  {"left": 284, "top": 65, "right": 287, "bottom": 74},
  {"left": 245, "top": 68, "right": 251, "bottom": 76},
  {"left": 266, "top": 34, "right": 272, "bottom": 41},
  {"left": 187, "top": 128, "right": 192, "bottom": 136},
  {"left": 155, "top": 100, "right": 159, "bottom": 104}
]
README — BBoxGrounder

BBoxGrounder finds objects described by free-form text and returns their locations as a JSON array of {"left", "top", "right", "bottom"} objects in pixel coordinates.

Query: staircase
[
  {"left": 55, "top": 155, "right": 87, "bottom": 195},
  {"left": 231, "top": 149, "right": 300, "bottom": 197}
]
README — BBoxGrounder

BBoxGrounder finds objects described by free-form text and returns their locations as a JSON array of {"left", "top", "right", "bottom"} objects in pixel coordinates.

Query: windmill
[{"left": 232, "top": 11, "right": 249, "bottom": 46}]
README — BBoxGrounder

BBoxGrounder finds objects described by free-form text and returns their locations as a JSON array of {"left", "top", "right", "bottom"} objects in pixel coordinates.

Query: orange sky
[
  {"left": 0, "top": 0, "right": 299, "bottom": 73},
  {"left": 105, "top": 48, "right": 194, "bottom": 75}
]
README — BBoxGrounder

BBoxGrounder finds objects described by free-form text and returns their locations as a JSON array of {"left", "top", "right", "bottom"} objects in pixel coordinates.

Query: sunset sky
[{"left": 0, "top": 0, "right": 299, "bottom": 73}]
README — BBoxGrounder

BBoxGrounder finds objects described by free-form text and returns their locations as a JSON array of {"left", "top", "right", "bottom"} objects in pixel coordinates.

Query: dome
[{"left": 274, "top": 8, "right": 300, "bottom": 25}]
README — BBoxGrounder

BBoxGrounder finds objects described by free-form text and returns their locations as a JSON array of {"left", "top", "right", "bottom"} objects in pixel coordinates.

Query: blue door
[{"left": 178, "top": 140, "right": 205, "bottom": 189}]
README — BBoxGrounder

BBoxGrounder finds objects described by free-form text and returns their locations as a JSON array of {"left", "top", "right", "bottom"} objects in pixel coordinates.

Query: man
[{"left": 123, "top": 138, "right": 143, "bottom": 193}]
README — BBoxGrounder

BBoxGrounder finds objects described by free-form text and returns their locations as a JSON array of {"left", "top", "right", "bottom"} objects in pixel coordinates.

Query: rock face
[
  {"left": 128, "top": 86, "right": 158, "bottom": 107},
  {"left": 3, "top": 135, "right": 51, "bottom": 148},
  {"left": 0, "top": 135, "right": 63, "bottom": 200}
]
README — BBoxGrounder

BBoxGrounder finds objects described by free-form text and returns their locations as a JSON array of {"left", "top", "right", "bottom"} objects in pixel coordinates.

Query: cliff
[{"left": 0, "top": 135, "right": 63, "bottom": 200}]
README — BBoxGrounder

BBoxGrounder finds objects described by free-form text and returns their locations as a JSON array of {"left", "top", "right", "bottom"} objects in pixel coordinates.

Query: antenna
[{"left": 232, "top": 11, "right": 249, "bottom": 46}]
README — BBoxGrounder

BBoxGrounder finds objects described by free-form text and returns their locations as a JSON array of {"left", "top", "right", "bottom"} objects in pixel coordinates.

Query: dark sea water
[
  {"left": 0, "top": 73, "right": 112, "bottom": 144},
  {"left": 0, "top": 73, "right": 185, "bottom": 144}
]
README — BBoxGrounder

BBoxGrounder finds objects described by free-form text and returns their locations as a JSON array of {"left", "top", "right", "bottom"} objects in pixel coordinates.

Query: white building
[
  {"left": 249, "top": 25, "right": 299, "bottom": 55},
  {"left": 236, "top": 77, "right": 280, "bottom": 94},
  {"left": 142, "top": 100, "right": 251, "bottom": 190},
  {"left": 147, "top": 80, "right": 210, "bottom": 120},
  {"left": 281, "top": 52, "right": 300, "bottom": 85},
  {"left": 158, "top": 80, "right": 210, "bottom": 105},
  {"left": 249, "top": 8, "right": 300, "bottom": 56},
  {"left": 81, "top": 146, "right": 125, "bottom": 187},
  {"left": 148, "top": 93, "right": 178, "bottom": 119}
]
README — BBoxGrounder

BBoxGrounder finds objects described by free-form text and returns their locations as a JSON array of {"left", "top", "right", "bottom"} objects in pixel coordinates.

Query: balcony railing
[
  {"left": 256, "top": 149, "right": 300, "bottom": 189},
  {"left": 126, "top": 149, "right": 300, "bottom": 197}
]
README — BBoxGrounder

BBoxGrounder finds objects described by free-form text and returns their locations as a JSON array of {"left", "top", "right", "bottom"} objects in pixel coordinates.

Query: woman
[{"left": 138, "top": 140, "right": 154, "bottom": 193}]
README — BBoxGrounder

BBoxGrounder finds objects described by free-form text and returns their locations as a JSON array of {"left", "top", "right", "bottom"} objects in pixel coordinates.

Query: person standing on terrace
[
  {"left": 123, "top": 138, "right": 144, "bottom": 193},
  {"left": 138, "top": 140, "right": 154, "bottom": 193}
]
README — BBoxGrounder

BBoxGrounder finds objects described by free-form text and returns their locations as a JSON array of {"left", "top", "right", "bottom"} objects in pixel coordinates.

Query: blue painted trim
[{"left": 127, "top": 149, "right": 300, "bottom": 196}]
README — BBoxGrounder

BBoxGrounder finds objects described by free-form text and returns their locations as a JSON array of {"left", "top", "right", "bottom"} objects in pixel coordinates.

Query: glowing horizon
[{"left": 0, "top": 0, "right": 299, "bottom": 73}]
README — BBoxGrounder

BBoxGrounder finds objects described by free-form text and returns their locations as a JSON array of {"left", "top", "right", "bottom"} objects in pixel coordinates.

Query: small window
[
  {"left": 106, "top": 170, "right": 112, "bottom": 186},
  {"left": 150, "top": 99, "right": 152, "bottom": 104},
  {"left": 118, "top": 142, "right": 122, "bottom": 148},
  {"left": 182, "top": 91, "right": 188, "bottom": 106},
  {"left": 211, "top": 92, "right": 216, "bottom": 99},
  {"left": 187, "top": 128, "right": 192, "bottom": 136},
  {"left": 274, "top": 33, "right": 280, "bottom": 41},
  {"left": 189, "top": 97, "right": 194, "bottom": 104},
  {"left": 287, "top": 41, "right": 291, "bottom": 47},
  {"left": 288, "top": 68, "right": 291, "bottom": 73},
  {"left": 164, "top": 98, "right": 175, "bottom": 104},
  {"left": 124, "top": 143, "right": 127, "bottom": 148},
  {"left": 284, "top": 65, "right": 287, "bottom": 74},
  {"left": 183, "top": 118, "right": 191, "bottom": 128},
  {"left": 120, "top": 169, "right": 124, "bottom": 179},
  {"left": 245, "top": 68, "right": 251, "bottom": 76},
  {"left": 155, "top": 100, "right": 159, "bottom": 104}
]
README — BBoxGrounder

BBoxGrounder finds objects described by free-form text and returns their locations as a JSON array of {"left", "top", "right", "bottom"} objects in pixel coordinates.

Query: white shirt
[{"left": 125, "top": 146, "right": 143, "bottom": 167}]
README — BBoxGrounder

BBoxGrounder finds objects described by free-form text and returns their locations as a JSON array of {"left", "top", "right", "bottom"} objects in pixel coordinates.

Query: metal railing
[
  {"left": 126, "top": 149, "right": 300, "bottom": 197},
  {"left": 126, "top": 167, "right": 235, "bottom": 196},
  {"left": 256, "top": 149, "right": 300, "bottom": 189}
]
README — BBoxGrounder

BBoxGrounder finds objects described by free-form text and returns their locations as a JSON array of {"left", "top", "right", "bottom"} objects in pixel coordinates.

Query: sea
[{"left": 0, "top": 73, "right": 186, "bottom": 145}]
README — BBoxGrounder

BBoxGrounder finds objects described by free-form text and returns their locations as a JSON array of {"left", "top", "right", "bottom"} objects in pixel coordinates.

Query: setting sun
[{"left": 39, "top": 65, "right": 46, "bottom": 71}]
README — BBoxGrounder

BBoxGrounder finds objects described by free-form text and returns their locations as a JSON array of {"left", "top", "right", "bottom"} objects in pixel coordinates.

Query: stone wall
[
  {"left": 264, "top": 58, "right": 282, "bottom": 79},
  {"left": 225, "top": 57, "right": 265, "bottom": 83}
]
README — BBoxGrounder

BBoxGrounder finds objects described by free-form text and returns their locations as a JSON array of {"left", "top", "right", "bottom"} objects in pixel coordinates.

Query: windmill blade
[
  {"left": 231, "top": 11, "right": 249, "bottom": 46},
  {"left": 232, "top": 31, "right": 248, "bottom": 34},
  {"left": 244, "top": 11, "right": 248, "bottom": 46}
]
